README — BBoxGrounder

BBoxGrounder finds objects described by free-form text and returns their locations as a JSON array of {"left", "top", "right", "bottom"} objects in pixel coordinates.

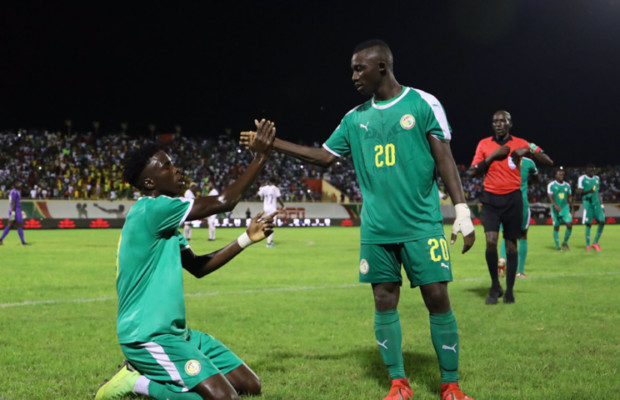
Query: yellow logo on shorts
[
  {"left": 400, "top": 114, "right": 416, "bottom": 130},
  {"left": 185, "top": 360, "right": 201, "bottom": 376},
  {"left": 359, "top": 259, "right": 369, "bottom": 275}
]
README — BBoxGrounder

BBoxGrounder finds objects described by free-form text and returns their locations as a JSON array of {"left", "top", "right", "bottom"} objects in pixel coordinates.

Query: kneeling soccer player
[{"left": 95, "top": 120, "right": 277, "bottom": 400}]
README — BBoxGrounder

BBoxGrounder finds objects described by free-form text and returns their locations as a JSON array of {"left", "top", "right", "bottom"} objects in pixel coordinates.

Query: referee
[{"left": 468, "top": 110, "right": 553, "bottom": 304}]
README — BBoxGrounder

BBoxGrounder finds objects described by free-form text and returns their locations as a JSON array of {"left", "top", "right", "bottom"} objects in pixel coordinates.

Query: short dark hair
[
  {"left": 122, "top": 143, "right": 160, "bottom": 189},
  {"left": 353, "top": 39, "right": 391, "bottom": 54}
]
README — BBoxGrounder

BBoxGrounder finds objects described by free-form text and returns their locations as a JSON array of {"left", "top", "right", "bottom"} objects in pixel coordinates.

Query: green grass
[{"left": 0, "top": 225, "right": 618, "bottom": 399}]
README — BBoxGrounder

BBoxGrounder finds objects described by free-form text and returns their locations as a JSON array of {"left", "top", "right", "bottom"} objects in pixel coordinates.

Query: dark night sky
[{"left": 1, "top": 1, "right": 619, "bottom": 166}]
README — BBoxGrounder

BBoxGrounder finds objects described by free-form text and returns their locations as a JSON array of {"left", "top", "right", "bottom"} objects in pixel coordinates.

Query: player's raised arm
[
  {"left": 241, "top": 129, "right": 336, "bottom": 167},
  {"left": 428, "top": 136, "right": 475, "bottom": 253},
  {"left": 181, "top": 211, "right": 277, "bottom": 278},
  {"left": 187, "top": 119, "right": 275, "bottom": 221}
]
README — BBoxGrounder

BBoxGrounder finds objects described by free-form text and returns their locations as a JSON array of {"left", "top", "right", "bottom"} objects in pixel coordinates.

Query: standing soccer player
[
  {"left": 0, "top": 181, "right": 29, "bottom": 246},
  {"left": 95, "top": 120, "right": 277, "bottom": 400},
  {"left": 498, "top": 156, "right": 539, "bottom": 277},
  {"left": 468, "top": 110, "right": 553, "bottom": 305},
  {"left": 206, "top": 181, "right": 219, "bottom": 241},
  {"left": 183, "top": 182, "right": 197, "bottom": 240},
  {"left": 242, "top": 39, "right": 475, "bottom": 400},
  {"left": 547, "top": 167, "right": 574, "bottom": 251},
  {"left": 577, "top": 164, "right": 605, "bottom": 251},
  {"left": 257, "top": 177, "right": 284, "bottom": 247}
]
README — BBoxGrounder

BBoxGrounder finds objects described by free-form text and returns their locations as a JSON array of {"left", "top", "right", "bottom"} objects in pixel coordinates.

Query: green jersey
[
  {"left": 547, "top": 180, "right": 571, "bottom": 211},
  {"left": 520, "top": 157, "right": 538, "bottom": 199},
  {"left": 116, "top": 195, "right": 193, "bottom": 344},
  {"left": 578, "top": 174, "right": 601, "bottom": 205},
  {"left": 324, "top": 86, "right": 450, "bottom": 244}
]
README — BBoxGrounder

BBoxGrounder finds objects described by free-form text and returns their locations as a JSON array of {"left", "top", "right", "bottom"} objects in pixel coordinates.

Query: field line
[{"left": 1, "top": 271, "right": 619, "bottom": 309}]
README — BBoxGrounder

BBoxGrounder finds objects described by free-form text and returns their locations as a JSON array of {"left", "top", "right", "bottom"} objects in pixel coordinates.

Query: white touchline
[
  {"left": 0, "top": 283, "right": 362, "bottom": 309},
  {"left": 1, "top": 271, "right": 619, "bottom": 309}
]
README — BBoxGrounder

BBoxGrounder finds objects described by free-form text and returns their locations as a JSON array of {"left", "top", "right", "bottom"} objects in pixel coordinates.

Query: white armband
[{"left": 237, "top": 232, "right": 253, "bottom": 249}]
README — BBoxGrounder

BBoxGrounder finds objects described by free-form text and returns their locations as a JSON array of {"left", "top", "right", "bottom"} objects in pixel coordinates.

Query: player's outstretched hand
[
  {"left": 246, "top": 210, "right": 278, "bottom": 243},
  {"left": 240, "top": 130, "right": 257, "bottom": 149},
  {"left": 250, "top": 119, "right": 275, "bottom": 155},
  {"left": 450, "top": 203, "right": 475, "bottom": 254}
]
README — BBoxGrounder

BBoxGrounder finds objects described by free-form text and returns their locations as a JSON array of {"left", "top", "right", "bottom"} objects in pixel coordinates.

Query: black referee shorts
[{"left": 480, "top": 190, "right": 523, "bottom": 240}]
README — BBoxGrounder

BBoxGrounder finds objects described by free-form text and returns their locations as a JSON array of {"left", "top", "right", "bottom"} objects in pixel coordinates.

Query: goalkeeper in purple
[
  {"left": 0, "top": 181, "right": 29, "bottom": 245},
  {"left": 241, "top": 39, "right": 475, "bottom": 400}
]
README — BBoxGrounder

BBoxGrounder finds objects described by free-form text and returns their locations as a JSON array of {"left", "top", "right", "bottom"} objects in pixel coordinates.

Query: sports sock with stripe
[
  {"left": 430, "top": 310, "right": 459, "bottom": 384},
  {"left": 374, "top": 309, "right": 405, "bottom": 380}
]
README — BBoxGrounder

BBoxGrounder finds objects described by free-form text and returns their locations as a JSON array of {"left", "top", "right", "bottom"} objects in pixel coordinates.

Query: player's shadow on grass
[
  {"left": 354, "top": 347, "right": 440, "bottom": 394},
  {"left": 467, "top": 284, "right": 535, "bottom": 300},
  {"left": 251, "top": 350, "right": 350, "bottom": 373},
  {"left": 466, "top": 287, "right": 490, "bottom": 300}
]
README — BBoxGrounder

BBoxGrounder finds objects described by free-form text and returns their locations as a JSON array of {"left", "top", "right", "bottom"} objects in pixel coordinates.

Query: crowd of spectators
[
  {"left": 1, "top": 129, "right": 619, "bottom": 204},
  {"left": 0, "top": 129, "right": 355, "bottom": 203}
]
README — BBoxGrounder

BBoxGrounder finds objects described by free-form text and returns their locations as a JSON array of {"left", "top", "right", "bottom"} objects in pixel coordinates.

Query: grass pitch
[{"left": 0, "top": 225, "right": 618, "bottom": 399}]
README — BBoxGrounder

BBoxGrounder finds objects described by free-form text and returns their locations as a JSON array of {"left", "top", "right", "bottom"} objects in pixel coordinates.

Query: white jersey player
[
  {"left": 183, "top": 182, "right": 197, "bottom": 240},
  {"left": 257, "top": 179, "right": 284, "bottom": 247},
  {"left": 207, "top": 185, "right": 219, "bottom": 241}
]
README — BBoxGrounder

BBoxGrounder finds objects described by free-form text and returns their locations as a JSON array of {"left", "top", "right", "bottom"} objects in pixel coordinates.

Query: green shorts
[
  {"left": 551, "top": 207, "right": 572, "bottom": 226},
  {"left": 121, "top": 329, "right": 243, "bottom": 392},
  {"left": 581, "top": 201, "right": 605, "bottom": 225},
  {"left": 359, "top": 234, "right": 453, "bottom": 288}
]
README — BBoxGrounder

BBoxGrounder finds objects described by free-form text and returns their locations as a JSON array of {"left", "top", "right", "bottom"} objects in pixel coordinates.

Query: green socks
[
  {"left": 500, "top": 240, "right": 506, "bottom": 259},
  {"left": 594, "top": 224, "right": 604, "bottom": 244},
  {"left": 374, "top": 309, "right": 461, "bottom": 383},
  {"left": 430, "top": 310, "right": 459, "bottom": 384},
  {"left": 501, "top": 239, "right": 528, "bottom": 274},
  {"left": 553, "top": 230, "right": 560, "bottom": 249},
  {"left": 518, "top": 239, "right": 528, "bottom": 274},
  {"left": 563, "top": 228, "right": 572, "bottom": 245},
  {"left": 374, "top": 309, "right": 405, "bottom": 380},
  {"left": 585, "top": 225, "right": 591, "bottom": 246}
]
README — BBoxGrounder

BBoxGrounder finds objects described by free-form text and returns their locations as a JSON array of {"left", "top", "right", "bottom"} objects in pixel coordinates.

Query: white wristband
[
  {"left": 452, "top": 203, "right": 475, "bottom": 237},
  {"left": 454, "top": 203, "right": 471, "bottom": 219},
  {"left": 237, "top": 232, "right": 253, "bottom": 249}
]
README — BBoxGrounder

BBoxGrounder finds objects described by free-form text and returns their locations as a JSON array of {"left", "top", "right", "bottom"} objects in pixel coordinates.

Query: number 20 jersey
[{"left": 323, "top": 87, "right": 451, "bottom": 244}]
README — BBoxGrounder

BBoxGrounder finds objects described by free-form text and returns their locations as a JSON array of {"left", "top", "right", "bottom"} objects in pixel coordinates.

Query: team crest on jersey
[
  {"left": 185, "top": 360, "right": 201, "bottom": 376},
  {"left": 400, "top": 114, "right": 416, "bottom": 130},
  {"left": 359, "top": 259, "right": 369, "bottom": 275}
]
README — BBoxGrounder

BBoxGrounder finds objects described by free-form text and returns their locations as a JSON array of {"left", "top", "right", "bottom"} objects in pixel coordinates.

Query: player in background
[
  {"left": 577, "top": 164, "right": 605, "bottom": 251},
  {"left": 547, "top": 167, "right": 574, "bottom": 251},
  {"left": 242, "top": 39, "right": 475, "bottom": 400},
  {"left": 183, "top": 182, "right": 198, "bottom": 240},
  {"left": 469, "top": 110, "right": 553, "bottom": 305},
  {"left": 498, "top": 156, "right": 539, "bottom": 277},
  {"left": 0, "top": 181, "right": 29, "bottom": 246},
  {"left": 206, "top": 181, "right": 219, "bottom": 241},
  {"left": 257, "top": 177, "right": 284, "bottom": 247},
  {"left": 95, "top": 119, "right": 277, "bottom": 400}
]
